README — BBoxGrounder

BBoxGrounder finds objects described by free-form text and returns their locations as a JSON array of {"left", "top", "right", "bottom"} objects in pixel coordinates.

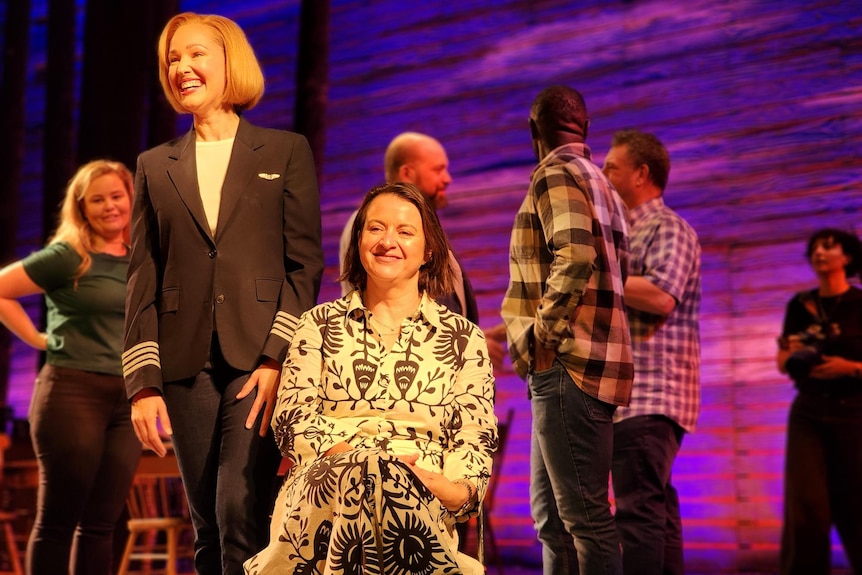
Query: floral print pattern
[{"left": 245, "top": 292, "right": 496, "bottom": 574}]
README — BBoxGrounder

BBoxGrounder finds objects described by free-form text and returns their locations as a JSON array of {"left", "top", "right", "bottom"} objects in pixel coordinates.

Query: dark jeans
[
  {"left": 27, "top": 364, "right": 141, "bottom": 575},
  {"left": 612, "top": 415, "right": 685, "bottom": 575},
  {"left": 164, "top": 340, "right": 281, "bottom": 575},
  {"left": 529, "top": 360, "right": 621, "bottom": 575},
  {"left": 779, "top": 390, "right": 862, "bottom": 575}
]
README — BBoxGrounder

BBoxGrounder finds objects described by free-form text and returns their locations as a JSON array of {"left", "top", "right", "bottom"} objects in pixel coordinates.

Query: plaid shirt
[
  {"left": 502, "top": 143, "right": 633, "bottom": 406},
  {"left": 614, "top": 197, "right": 701, "bottom": 431}
]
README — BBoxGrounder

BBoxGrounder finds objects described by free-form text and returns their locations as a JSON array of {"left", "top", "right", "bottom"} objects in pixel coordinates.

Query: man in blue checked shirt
[
  {"left": 603, "top": 130, "right": 702, "bottom": 575},
  {"left": 502, "top": 86, "right": 633, "bottom": 575}
]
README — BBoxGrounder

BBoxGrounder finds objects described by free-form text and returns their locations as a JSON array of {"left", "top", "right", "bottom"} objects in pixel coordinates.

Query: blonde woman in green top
[{"left": 0, "top": 159, "right": 141, "bottom": 575}]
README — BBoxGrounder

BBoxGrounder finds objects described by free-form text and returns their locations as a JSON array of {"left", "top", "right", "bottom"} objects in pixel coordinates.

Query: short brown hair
[
  {"left": 157, "top": 12, "right": 265, "bottom": 114},
  {"left": 340, "top": 183, "right": 454, "bottom": 297},
  {"left": 610, "top": 129, "right": 671, "bottom": 191}
]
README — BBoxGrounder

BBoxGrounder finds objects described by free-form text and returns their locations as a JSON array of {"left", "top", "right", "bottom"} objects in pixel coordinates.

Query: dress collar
[{"left": 345, "top": 290, "right": 443, "bottom": 330}]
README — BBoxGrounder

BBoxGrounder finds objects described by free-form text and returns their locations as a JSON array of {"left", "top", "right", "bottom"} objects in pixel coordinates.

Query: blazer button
[
  {"left": 215, "top": 294, "right": 225, "bottom": 304},
  {"left": 208, "top": 249, "right": 217, "bottom": 258}
]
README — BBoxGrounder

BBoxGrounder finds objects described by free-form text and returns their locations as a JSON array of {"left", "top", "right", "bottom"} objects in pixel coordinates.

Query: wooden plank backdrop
[{"left": 5, "top": 0, "right": 860, "bottom": 571}]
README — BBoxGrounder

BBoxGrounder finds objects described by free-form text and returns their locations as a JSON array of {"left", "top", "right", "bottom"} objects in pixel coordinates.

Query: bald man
[{"left": 339, "top": 132, "right": 507, "bottom": 368}]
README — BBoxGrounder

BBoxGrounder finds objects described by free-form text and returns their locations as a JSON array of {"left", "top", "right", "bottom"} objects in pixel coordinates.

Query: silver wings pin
[{"left": 258, "top": 173, "right": 280, "bottom": 180}]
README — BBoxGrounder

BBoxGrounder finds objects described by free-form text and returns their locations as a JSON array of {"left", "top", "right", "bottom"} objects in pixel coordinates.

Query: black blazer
[{"left": 123, "top": 118, "right": 323, "bottom": 399}]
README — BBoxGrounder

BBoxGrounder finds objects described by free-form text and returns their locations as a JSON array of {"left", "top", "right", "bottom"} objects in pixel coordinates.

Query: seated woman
[{"left": 245, "top": 183, "right": 498, "bottom": 575}]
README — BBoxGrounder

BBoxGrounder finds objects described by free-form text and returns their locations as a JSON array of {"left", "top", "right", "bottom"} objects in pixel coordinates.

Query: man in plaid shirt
[
  {"left": 603, "top": 130, "right": 701, "bottom": 575},
  {"left": 502, "top": 85, "right": 633, "bottom": 575}
]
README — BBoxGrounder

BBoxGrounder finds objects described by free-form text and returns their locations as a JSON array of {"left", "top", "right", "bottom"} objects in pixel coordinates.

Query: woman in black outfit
[
  {"left": 777, "top": 227, "right": 862, "bottom": 575},
  {"left": 123, "top": 12, "right": 323, "bottom": 575}
]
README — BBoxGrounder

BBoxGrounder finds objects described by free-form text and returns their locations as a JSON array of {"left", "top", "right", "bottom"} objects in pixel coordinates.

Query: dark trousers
[
  {"left": 780, "top": 391, "right": 862, "bottom": 575},
  {"left": 27, "top": 364, "right": 141, "bottom": 575},
  {"left": 164, "top": 339, "right": 281, "bottom": 575},
  {"left": 612, "top": 415, "right": 685, "bottom": 575}
]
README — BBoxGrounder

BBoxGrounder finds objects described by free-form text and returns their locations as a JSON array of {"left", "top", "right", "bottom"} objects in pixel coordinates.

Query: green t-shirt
[{"left": 22, "top": 242, "right": 128, "bottom": 376}]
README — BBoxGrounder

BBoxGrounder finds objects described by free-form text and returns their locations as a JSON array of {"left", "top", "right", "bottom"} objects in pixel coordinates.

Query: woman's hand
[
  {"left": 130, "top": 388, "right": 172, "bottom": 457},
  {"left": 237, "top": 358, "right": 281, "bottom": 437},
  {"left": 397, "top": 453, "right": 473, "bottom": 513},
  {"left": 809, "top": 355, "right": 860, "bottom": 379},
  {"left": 777, "top": 335, "right": 806, "bottom": 374},
  {"left": 0, "top": 297, "right": 47, "bottom": 351}
]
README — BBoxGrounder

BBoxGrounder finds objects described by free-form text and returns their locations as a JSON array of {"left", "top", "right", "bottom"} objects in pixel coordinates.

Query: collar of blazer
[{"left": 166, "top": 117, "right": 267, "bottom": 244}]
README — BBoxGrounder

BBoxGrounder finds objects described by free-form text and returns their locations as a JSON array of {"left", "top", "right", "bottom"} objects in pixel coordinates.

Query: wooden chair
[
  {"left": 0, "top": 434, "right": 23, "bottom": 575},
  {"left": 116, "top": 472, "right": 192, "bottom": 575},
  {"left": 476, "top": 407, "right": 515, "bottom": 574},
  {"left": 0, "top": 511, "right": 23, "bottom": 575}
]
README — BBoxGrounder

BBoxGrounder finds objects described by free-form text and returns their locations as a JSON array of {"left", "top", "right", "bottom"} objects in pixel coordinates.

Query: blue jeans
[
  {"left": 612, "top": 415, "right": 684, "bottom": 575},
  {"left": 27, "top": 364, "right": 141, "bottom": 575},
  {"left": 164, "top": 339, "right": 281, "bottom": 575},
  {"left": 529, "top": 360, "right": 621, "bottom": 575}
]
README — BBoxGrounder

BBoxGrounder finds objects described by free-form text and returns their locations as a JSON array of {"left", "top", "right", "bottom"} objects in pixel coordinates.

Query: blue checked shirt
[
  {"left": 614, "top": 197, "right": 701, "bottom": 431},
  {"left": 502, "top": 143, "right": 634, "bottom": 406}
]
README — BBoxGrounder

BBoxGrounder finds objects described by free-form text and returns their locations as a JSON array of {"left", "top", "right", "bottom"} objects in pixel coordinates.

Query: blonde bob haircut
[
  {"left": 157, "top": 12, "right": 265, "bottom": 114},
  {"left": 50, "top": 159, "right": 134, "bottom": 279},
  {"left": 340, "top": 183, "right": 455, "bottom": 299}
]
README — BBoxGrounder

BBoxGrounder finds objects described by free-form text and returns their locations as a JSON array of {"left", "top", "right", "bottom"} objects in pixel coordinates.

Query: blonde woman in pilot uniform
[{"left": 122, "top": 13, "right": 323, "bottom": 575}]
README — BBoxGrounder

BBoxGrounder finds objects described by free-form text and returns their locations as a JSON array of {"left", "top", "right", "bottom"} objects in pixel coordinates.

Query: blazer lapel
[
  {"left": 166, "top": 130, "right": 214, "bottom": 243},
  {"left": 216, "top": 118, "right": 262, "bottom": 239}
]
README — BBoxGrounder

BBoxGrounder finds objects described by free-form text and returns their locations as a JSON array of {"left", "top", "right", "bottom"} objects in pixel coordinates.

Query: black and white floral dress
[{"left": 245, "top": 292, "right": 498, "bottom": 575}]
